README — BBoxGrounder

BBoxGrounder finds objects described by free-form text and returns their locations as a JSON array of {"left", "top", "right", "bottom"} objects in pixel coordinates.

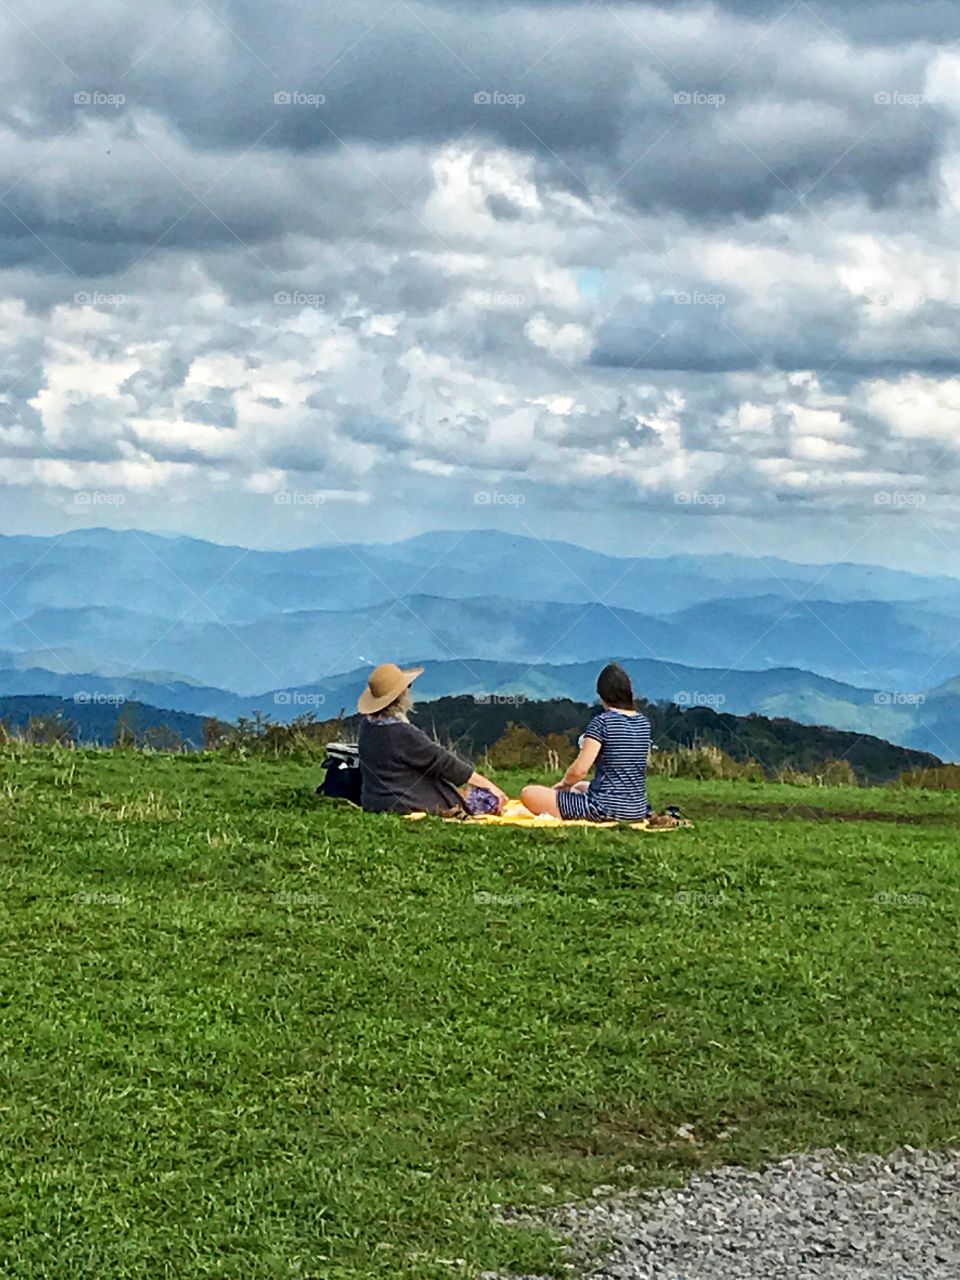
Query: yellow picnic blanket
[{"left": 403, "top": 798, "right": 692, "bottom": 831}]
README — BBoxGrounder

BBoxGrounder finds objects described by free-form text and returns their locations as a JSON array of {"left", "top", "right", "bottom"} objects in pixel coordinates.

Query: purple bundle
[{"left": 464, "top": 786, "right": 502, "bottom": 815}]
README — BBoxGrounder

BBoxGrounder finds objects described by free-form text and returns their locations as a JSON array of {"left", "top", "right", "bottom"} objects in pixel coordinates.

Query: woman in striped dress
[{"left": 520, "top": 663, "right": 652, "bottom": 822}]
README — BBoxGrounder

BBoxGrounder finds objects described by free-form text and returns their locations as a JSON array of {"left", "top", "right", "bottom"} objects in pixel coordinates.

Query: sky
[{"left": 1, "top": 0, "right": 960, "bottom": 572}]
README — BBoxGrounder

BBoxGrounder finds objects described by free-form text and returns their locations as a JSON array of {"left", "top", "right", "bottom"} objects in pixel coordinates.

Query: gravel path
[{"left": 492, "top": 1147, "right": 960, "bottom": 1279}]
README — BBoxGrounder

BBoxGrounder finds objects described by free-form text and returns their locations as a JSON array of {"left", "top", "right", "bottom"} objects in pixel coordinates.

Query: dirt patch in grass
[{"left": 689, "top": 801, "right": 951, "bottom": 826}]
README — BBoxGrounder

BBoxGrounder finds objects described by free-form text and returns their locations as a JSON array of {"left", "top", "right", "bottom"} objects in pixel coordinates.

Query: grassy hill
[{"left": 1, "top": 748, "right": 959, "bottom": 1278}]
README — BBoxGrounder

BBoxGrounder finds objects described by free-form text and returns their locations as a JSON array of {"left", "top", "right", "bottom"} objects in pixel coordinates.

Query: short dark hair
[{"left": 597, "top": 662, "right": 635, "bottom": 710}]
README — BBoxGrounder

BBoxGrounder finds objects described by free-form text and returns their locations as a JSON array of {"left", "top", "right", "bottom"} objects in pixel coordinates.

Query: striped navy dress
[{"left": 556, "top": 709, "right": 652, "bottom": 822}]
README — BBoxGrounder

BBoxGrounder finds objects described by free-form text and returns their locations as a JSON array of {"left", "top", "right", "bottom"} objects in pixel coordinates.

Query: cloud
[{"left": 0, "top": 0, "right": 959, "bottom": 564}]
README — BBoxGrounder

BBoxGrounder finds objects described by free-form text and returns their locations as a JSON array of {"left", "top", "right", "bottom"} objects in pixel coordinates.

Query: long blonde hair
[{"left": 371, "top": 686, "right": 413, "bottom": 720}]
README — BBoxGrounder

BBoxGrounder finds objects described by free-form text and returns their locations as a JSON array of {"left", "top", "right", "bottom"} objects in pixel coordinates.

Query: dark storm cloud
[
  {"left": 0, "top": 122, "right": 438, "bottom": 278},
  {"left": 0, "top": 0, "right": 948, "bottom": 259}
]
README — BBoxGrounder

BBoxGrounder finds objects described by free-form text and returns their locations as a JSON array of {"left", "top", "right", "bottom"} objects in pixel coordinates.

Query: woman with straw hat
[{"left": 357, "top": 663, "right": 507, "bottom": 815}]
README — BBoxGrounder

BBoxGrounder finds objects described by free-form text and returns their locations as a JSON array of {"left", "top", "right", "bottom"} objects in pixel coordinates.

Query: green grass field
[{"left": 2, "top": 748, "right": 959, "bottom": 1279}]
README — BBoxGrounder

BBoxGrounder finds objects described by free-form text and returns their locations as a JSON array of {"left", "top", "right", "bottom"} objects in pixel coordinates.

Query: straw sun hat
[{"left": 357, "top": 662, "right": 424, "bottom": 715}]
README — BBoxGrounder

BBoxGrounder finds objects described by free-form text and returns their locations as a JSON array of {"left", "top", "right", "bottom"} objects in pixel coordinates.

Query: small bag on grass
[{"left": 317, "top": 742, "right": 363, "bottom": 804}]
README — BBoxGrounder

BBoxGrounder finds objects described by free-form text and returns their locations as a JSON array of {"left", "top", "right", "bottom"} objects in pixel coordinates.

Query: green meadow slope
[{"left": 1, "top": 749, "right": 958, "bottom": 1279}]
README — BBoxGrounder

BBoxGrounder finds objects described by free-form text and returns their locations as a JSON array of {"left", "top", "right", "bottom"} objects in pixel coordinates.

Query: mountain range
[
  {"left": 5, "top": 527, "right": 960, "bottom": 621},
  {"left": 1, "top": 527, "right": 958, "bottom": 759},
  {"left": 11, "top": 592, "right": 956, "bottom": 692}
]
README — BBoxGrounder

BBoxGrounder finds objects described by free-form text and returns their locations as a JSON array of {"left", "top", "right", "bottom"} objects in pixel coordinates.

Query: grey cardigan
[{"left": 358, "top": 717, "right": 473, "bottom": 814}]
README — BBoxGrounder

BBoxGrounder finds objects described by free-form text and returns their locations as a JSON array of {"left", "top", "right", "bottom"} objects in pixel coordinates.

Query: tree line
[{"left": 0, "top": 692, "right": 945, "bottom": 787}]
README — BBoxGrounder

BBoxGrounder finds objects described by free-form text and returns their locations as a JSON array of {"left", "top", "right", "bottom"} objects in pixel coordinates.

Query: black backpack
[{"left": 317, "top": 742, "right": 363, "bottom": 804}]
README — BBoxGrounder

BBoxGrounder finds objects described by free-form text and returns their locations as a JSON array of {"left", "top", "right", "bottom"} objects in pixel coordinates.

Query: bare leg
[{"left": 520, "top": 784, "right": 563, "bottom": 818}]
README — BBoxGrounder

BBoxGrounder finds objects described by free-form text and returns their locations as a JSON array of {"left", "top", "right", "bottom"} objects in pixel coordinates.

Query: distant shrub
[
  {"left": 112, "top": 708, "right": 185, "bottom": 752},
  {"left": 25, "top": 713, "right": 76, "bottom": 746},
  {"left": 776, "top": 767, "right": 817, "bottom": 787},
  {"left": 216, "top": 712, "right": 342, "bottom": 760},
  {"left": 778, "top": 759, "right": 858, "bottom": 787},
  {"left": 142, "top": 725, "right": 185, "bottom": 752},
  {"left": 204, "top": 717, "right": 232, "bottom": 751},
  {"left": 260, "top": 715, "right": 340, "bottom": 758},
  {"left": 897, "top": 764, "right": 960, "bottom": 790},
  {"left": 114, "top": 706, "right": 143, "bottom": 748},
  {"left": 542, "top": 732, "right": 577, "bottom": 771},
  {"left": 481, "top": 725, "right": 577, "bottom": 771},
  {"left": 486, "top": 724, "right": 549, "bottom": 770},
  {"left": 820, "top": 758, "right": 859, "bottom": 787},
  {"left": 648, "top": 743, "right": 763, "bottom": 781}
]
